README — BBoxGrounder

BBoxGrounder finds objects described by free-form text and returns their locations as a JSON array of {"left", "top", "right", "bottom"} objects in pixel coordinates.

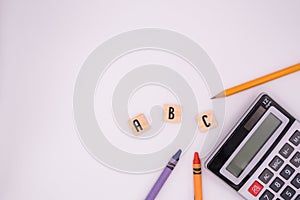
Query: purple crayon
[{"left": 145, "top": 149, "right": 182, "bottom": 200}]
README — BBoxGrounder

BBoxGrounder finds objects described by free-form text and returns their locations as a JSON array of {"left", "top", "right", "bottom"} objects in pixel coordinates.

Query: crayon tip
[
  {"left": 172, "top": 149, "right": 182, "bottom": 161},
  {"left": 193, "top": 152, "right": 200, "bottom": 164}
]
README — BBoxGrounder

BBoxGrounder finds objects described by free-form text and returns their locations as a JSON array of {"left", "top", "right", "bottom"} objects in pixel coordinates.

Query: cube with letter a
[{"left": 128, "top": 114, "right": 150, "bottom": 136}]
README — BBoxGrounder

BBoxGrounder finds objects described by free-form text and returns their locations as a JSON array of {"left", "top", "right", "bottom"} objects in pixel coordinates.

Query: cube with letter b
[{"left": 164, "top": 104, "right": 182, "bottom": 123}]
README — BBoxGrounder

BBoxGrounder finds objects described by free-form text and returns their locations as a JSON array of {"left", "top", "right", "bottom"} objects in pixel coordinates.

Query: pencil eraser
[
  {"left": 163, "top": 104, "right": 181, "bottom": 123},
  {"left": 196, "top": 110, "right": 217, "bottom": 132},
  {"left": 128, "top": 114, "right": 150, "bottom": 136}
]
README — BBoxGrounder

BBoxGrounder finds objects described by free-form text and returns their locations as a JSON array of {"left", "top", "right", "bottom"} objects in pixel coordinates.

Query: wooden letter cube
[
  {"left": 164, "top": 104, "right": 182, "bottom": 123},
  {"left": 196, "top": 110, "right": 217, "bottom": 132},
  {"left": 128, "top": 114, "right": 150, "bottom": 136}
]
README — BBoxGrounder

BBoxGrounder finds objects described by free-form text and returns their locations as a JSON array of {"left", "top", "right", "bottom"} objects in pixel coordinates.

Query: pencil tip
[{"left": 211, "top": 91, "right": 225, "bottom": 99}]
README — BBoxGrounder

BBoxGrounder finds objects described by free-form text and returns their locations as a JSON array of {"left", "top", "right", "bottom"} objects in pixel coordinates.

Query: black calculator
[{"left": 206, "top": 93, "right": 300, "bottom": 200}]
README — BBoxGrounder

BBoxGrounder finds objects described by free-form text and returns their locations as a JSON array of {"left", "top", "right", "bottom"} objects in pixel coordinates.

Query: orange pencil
[
  {"left": 212, "top": 63, "right": 300, "bottom": 98},
  {"left": 193, "top": 152, "right": 202, "bottom": 200}
]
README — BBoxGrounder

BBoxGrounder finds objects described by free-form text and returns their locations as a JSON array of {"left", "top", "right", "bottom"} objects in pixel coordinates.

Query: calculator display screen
[{"left": 226, "top": 113, "right": 282, "bottom": 177}]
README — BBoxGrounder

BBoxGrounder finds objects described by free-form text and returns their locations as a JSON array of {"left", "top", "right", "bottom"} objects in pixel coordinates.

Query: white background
[{"left": 1, "top": 1, "right": 300, "bottom": 199}]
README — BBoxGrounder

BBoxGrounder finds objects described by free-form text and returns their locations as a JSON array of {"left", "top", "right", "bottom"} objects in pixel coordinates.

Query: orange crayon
[{"left": 193, "top": 152, "right": 202, "bottom": 200}]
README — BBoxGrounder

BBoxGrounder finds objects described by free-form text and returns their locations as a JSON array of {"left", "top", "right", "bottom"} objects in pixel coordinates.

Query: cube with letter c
[{"left": 196, "top": 110, "right": 217, "bottom": 132}]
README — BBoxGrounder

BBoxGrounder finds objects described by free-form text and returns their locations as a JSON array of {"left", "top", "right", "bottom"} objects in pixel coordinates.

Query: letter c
[{"left": 202, "top": 115, "right": 211, "bottom": 127}]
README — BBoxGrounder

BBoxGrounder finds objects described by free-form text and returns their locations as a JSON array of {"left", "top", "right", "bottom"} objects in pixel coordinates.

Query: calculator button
[
  {"left": 279, "top": 143, "right": 294, "bottom": 158},
  {"left": 279, "top": 164, "right": 295, "bottom": 180},
  {"left": 259, "top": 168, "right": 274, "bottom": 184},
  {"left": 291, "top": 173, "right": 300, "bottom": 189},
  {"left": 289, "top": 130, "right": 300, "bottom": 146},
  {"left": 295, "top": 195, "right": 300, "bottom": 200},
  {"left": 248, "top": 181, "right": 263, "bottom": 197},
  {"left": 280, "top": 186, "right": 295, "bottom": 200},
  {"left": 290, "top": 151, "right": 300, "bottom": 168},
  {"left": 259, "top": 189, "right": 274, "bottom": 200},
  {"left": 270, "top": 177, "right": 284, "bottom": 192},
  {"left": 269, "top": 156, "right": 284, "bottom": 171}
]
